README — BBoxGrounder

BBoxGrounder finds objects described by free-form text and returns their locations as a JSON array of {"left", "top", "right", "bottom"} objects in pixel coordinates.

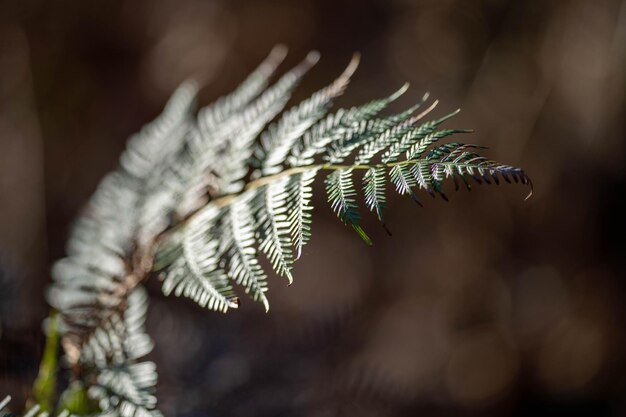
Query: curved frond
[
  {"left": 326, "top": 169, "right": 372, "bottom": 245},
  {"left": 156, "top": 206, "right": 239, "bottom": 312},
  {"left": 287, "top": 83, "right": 410, "bottom": 167},
  {"left": 254, "top": 54, "right": 359, "bottom": 176},
  {"left": 48, "top": 47, "right": 531, "bottom": 412},
  {"left": 256, "top": 178, "right": 295, "bottom": 283},
  {"left": 222, "top": 193, "right": 270, "bottom": 310},
  {"left": 207, "top": 52, "right": 320, "bottom": 194},
  {"left": 363, "top": 167, "right": 388, "bottom": 232},
  {"left": 81, "top": 287, "right": 160, "bottom": 417},
  {"left": 286, "top": 168, "right": 318, "bottom": 259},
  {"left": 199, "top": 45, "right": 287, "bottom": 131}
]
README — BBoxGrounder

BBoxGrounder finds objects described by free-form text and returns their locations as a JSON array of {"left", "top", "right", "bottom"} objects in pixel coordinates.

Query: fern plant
[{"left": 40, "top": 45, "right": 531, "bottom": 416}]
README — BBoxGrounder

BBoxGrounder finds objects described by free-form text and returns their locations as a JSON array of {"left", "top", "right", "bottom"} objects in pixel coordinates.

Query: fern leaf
[
  {"left": 2, "top": 400, "right": 73, "bottom": 417},
  {"left": 256, "top": 178, "right": 295, "bottom": 283},
  {"left": 198, "top": 45, "right": 287, "bottom": 131},
  {"left": 381, "top": 106, "right": 456, "bottom": 163},
  {"left": 134, "top": 50, "right": 319, "bottom": 244},
  {"left": 209, "top": 52, "right": 320, "bottom": 193},
  {"left": 90, "top": 361, "right": 160, "bottom": 417},
  {"left": 410, "top": 161, "right": 435, "bottom": 194},
  {"left": 121, "top": 81, "right": 198, "bottom": 181},
  {"left": 256, "top": 54, "right": 360, "bottom": 175},
  {"left": 286, "top": 168, "right": 319, "bottom": 259},
  {"left": 223, "top": 193, "right": 270, "bottom": 311},
  {"left": 424, "top": 142, "right": 486, "bottom": 161},
  {"left": 354, "top": 92, "right": 431, "bottom": 165},
  {"left": 405, "top": 129, "right": 472, "bottom": 161},
  {"left": 155, "top": 206, "right": 239, "bottom": 312},
  {"left": 287, "top": 83, "right": 409, "bottom": 167},
  {"left": 79, "top": 287, "right": 160, "bottom": 417},
  {"left": 363, "top": 167, "right": 388, "bottom": 232},
  {"left": 325, "top": 100, "right": 428, "bottom": 164},
  {"left": 47, "top": 48, "right": 532, "bottom": 411},
  {"left": 325, "top": 169, "right": 372, "bottom": 245},
  {"left": 388, "top": 164, "right": 419, "bottom": 202}
]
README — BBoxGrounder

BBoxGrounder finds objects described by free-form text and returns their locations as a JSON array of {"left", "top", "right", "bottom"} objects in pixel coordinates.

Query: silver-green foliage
[
  {"left": 1, "top": 395, "right": 73, "bottom": 417},
  {"left": 46, "top": 46, "right": 531, "bottom": 415}
]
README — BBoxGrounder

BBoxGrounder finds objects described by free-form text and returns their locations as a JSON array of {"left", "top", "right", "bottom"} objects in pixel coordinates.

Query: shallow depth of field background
[{"left": 1, "top": 0, "right": 626, "bottom": 415}]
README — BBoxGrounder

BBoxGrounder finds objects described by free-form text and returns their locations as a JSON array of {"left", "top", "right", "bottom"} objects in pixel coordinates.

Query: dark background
[{"left": 1, "top": 0, "right": 626, "bottom": 415}]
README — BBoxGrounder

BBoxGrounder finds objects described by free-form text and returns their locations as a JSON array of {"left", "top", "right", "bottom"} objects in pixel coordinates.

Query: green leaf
[
  {"left": 158, "top": 207, "right": 239, "bottom": 312},
  {"left": 405, "top": 129, "right": 473, "bottom": 161},
  {"left": 32, "top": 311, "right": 59, "bottom": 413},
  {"left": 256, "top": 178, "right": 295, "bottom": 283},
  {"left": 257, "top": 54, "right": 359, "bottom": 175},
  {"left": 363, "top": 167, "right": 389, "bottom": 233},
  {"left": 325, "top": 169, "right": 372, "bottom": 245},
  {"left": 286, "top": 168, "right": 318, "bottom": 259},
  {"left": 382, "top": 109, "right": 460, "bottom": 163},
  {"left": 200, "top": 45, "right": 287, "bottom": 129},
  {"left": 223, "top": 194, "right": 270, "bottom": 311},
  {"left": 58, "top": 381, "right": 100, "bottom": 416},
  {"left": 288, "top": 83, "right": 410, "bottom": 167}
]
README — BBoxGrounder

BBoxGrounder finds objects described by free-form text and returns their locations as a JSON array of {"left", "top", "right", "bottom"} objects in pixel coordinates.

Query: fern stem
[
  {"left": 32, "top": 311, "right": 59, "bottom": 412},
  {"left": 207, "top": 160, "right": 419, "bottom": 209},
  {"left": 170, "top": 161, "right": 409, "bottom": 232},
  {"left": 245, "top": 161, "right": 414, "bottom": 189}
]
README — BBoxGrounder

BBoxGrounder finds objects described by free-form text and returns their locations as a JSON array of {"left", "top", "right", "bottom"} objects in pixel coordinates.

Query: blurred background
[{"left": 1, "top": 0, "right": 626, "bottom": 415}]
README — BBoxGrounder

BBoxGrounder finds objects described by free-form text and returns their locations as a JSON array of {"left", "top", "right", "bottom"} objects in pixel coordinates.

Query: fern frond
[
  {"left": 423, "top": 141, "right": 486, "bottom": 161},
  {"left": 90, "top": 361, "right": 160, "bottom": 417},
  {"left": 325, "top": 169, "right": 372, "bottom": 245},
  {"left": 80, "top": 287, "right": 160, "bottom": 417},
  {"left": 405, "top": 129, "right": 473, "bottom": 161},
  {"left": 222, "top": 193, "right": 270, "bottom": 311},
  {"left": 133, "top": 48, "right": 320, "bottom": 240},
  {"left": 141, "top": 50, "right": 531, "bottom": 313},
  {"left": 48, "top": 47, "right": 531, "bottom": 412},
  {"left": 198, "top": 45, "right": 287, "bottom": 131},
  {"left": 286, "top": 168, "right": 318, "bottom": 259},
  {"left": 255, "top": 53, "right": 360, "bottom": 176},
  {"left": 353, "top": 92, "right": 431, "bottom": 165},
  {"left": 47, "top": 49, "right": 198, "bottom": 410},
  {"left": 410, "top": 161, "right": 437, "bottom": 195},
  {"left": 433, "top": 146, "right": 532, "bottom": 194},
  {"left": 363, "top": 166, "right": 388, "bottom": 232},
  {"left": 207, "top": 51, "right": 320, "bottom": 194},
  {"left": 1, "top": 396, "right": 75, "bottom": 417},
  {"left": 120, "top": 81, "right": 199, "bottom": 181},
  {"left": 287, "top": 83, "right": 410, "bottom": 167},
  {"left": 256, "top": 178, "right": 295, "bottom": 283},
  {"left": 389, "top": 164, "right": 420, "bottom": 203},
  {"left": 153, "top": 171, "right": 319, "bottom": 311},
  {"left": 323, "top": 98, "right": 431, "bottom": 165},
  {"left": 155, "top": 206, "right": 239, "bottom": 312},
  {"left": 381, "top": 106, "right": 455, "bottom": 163}
]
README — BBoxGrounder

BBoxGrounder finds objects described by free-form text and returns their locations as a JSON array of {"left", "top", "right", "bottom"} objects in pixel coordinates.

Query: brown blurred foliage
[{"left": 1, "top": 0, "right": 626, "bottom": 415}]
